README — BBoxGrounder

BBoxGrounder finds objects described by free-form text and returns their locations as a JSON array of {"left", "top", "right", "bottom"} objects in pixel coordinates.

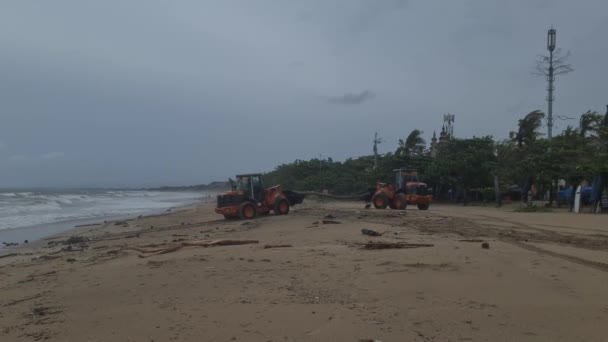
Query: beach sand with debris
[{"left": 1, "top": 201, "right": 608, "bottom": 341}]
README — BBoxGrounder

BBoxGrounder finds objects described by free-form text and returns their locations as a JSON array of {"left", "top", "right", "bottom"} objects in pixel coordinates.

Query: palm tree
[
  {"left": 396, "top": 129, "right": 426, "bottom": 156},
  {"left": 509, "top": 110, "right": 545, "bottom": 147},
  {"left": 578, "top": 110, "right": 602, "bottom": 137}
]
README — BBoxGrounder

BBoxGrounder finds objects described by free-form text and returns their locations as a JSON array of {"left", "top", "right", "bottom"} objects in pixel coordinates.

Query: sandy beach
[{"left": 1, "top": 200, "right": 608, "bottom": 341}]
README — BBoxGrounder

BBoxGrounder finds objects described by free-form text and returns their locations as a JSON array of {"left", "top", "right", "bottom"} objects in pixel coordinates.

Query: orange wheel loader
[
  {"left": 368, "top": 169, "right": 432, "bottom": 210},
  {"left": 215, "top": 173, "right": 304, "bottom": 220}
]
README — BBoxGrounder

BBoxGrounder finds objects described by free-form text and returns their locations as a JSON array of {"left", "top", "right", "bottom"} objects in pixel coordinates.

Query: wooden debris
[
  {"left": 356, "top": 242, "right": 434, "bottom": 250},
  {"left": 263, "top": 244, "right": 293, "bottom": 249},
  {"left": 3, "top": 293, "right": 44, "bottom": 307},
  {"left": 322, "top": 220, "right": 341, "bottom": 224},
  {"left": 129, "top": 239, "right": 259, "bottom": 258},
  {"left": 65, "top": 236, "right": 89, "bottom": 245},
  {"left": 361, "top": 228, "right": 382, "bottom": 237},
  {"left": 74, "top": 223, "right": 101, "bottom": 228},
  {"left": 32, "top": 255, "right": 61, "bottom": 261},
  {"left": 0, "top": 253, "right": 19, "bottom": 259}
]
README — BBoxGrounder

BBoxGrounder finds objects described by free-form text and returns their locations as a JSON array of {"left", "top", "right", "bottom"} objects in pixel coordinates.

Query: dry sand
[{"left": 1, "top": 201, "right": 608, "bottom": 341}]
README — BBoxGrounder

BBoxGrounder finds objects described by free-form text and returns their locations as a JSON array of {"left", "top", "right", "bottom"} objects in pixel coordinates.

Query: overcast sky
[{"left": 1, "top": 0, "right": 606, "bottom": 188}]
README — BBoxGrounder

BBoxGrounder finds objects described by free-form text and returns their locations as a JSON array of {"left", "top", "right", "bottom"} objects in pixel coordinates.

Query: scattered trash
[
  {"left": 482, "top": 242, "right": 490, "bottom": 249},
  {"left": 66, "top": 258, "right": 76, "bottom": 263},
  {"left": 359, "top": 339, "right": 383, "bottom": 342},
  {"left": 361, "top": 228, "right": 382, "bottom": 237},
  {"left": 322, "top": 220, "right": 341, "bottom": 224},
  {"left": 114, "top": 220, "right": 129, "bottom": 226},
  {"left": 356, "top": 242, "right": 434, "bottom": 250},
  {"left": 263, "top": 244, "right": 293, "bottom": 249},
  {"left": 323, "top": 214, "right": 335, "bottom": 219},
  {"left": 364, "top": 203, "right": 371, "bottom": 209}
]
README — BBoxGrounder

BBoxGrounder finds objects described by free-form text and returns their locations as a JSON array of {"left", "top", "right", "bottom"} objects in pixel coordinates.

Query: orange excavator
[
  {"left": 369, "top": 169, "right": 432, "bottom": 210},
  {"left": 215, "top": 173, "right": 304, "bottom": 220}
]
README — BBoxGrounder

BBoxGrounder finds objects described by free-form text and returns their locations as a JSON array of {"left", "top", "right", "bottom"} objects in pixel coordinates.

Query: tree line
[{"left": 264, "top": 109, "right": 608, "bottom": 206}]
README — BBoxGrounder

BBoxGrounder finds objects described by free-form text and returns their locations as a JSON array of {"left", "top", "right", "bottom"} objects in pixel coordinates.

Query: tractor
[
  {"left": 215, "top": 173, "right": 304, "bottom": 220},
  {"left": 369, "top": 169, "right": 432, "bottom": 210}
]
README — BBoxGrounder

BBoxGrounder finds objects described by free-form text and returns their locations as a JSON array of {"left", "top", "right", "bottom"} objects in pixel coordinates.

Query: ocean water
[{"left": 0, "top": 189, "right": 207, "bottom": 231}]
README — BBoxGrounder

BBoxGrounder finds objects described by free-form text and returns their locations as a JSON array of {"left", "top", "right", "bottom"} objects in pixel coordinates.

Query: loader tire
[
  {"left": 417, "top": 203, "right": 429, "bottom": 210},
  {"left": 239, "top": 202, "right": 258, "bottom": 220},
  {"left": 372, "top": 193, "right": 389, "bottom": 209},
  {"left": 393, "top": 193, "right": 408, "bottom": 210},
  {"left": 274, "top": 197, "right": 290, "bottom": 215}
]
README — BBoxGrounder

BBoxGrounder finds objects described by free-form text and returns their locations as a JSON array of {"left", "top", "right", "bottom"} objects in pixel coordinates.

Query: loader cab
[
  {"left": 406, "top": 182, "right": 429, "bottom": 196},
  {"left": 394, "top": 168, "right": 419, "bottom": 189},
  {"left": 235, "top": 174, "right": 265, "bottom": 202}
]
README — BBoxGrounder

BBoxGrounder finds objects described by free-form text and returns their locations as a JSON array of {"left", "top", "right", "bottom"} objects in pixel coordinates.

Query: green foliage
[
  {"left": 261, "top": 108, "right": 608, "bottom": 201},
  {"left": 514, "top": 204, "right": 552, "bottom": 213},
  {"left": 396, "top": 129, "right": 426, "bottom": 156},
  {"left": 509, "top": 110, "right": 545, "bottom": 147}
]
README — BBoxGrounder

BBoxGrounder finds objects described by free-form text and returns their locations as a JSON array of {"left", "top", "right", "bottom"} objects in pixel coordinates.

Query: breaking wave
[{"left": 0, "top": 190, "right": 205, "bottom": 231}]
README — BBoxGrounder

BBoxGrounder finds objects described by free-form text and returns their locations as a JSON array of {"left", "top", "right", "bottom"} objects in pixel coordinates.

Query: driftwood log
[
  {"left": 128, "top": 239, "right": 259, "bottom": 258},
  {"left": 263, "top": 244, "right": 293, "bottom": 249},
  {"left": 356, "top": 242, "right": 434, "bottom": 250}
]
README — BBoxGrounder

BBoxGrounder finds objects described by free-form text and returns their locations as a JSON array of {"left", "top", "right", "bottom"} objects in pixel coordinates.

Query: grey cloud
[
  {"left": 42, "top": 152, "right": 65, "bottom": 160},
  {"left": 326, "top": 90, "right": 376, "bottom": 105},
  {"left": 1, "top": 1, "right": 607, "bottom": 187}
]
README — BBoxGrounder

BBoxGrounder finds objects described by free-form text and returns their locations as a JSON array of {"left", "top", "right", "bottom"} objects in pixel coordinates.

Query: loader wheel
[
  {"left": 393, "top": 193, "right": 408, "bottom": 210},
  {"left": 372, "top": 193, "right": 389, "bottom": 209},
  {"left": 239, "top": 202, "right": 257, "bottom": 220},
  {"left": 417, "top": 203, "right": 429, "bottom": 210},
  {"left": 274, "top": 197, "right": 290, "bottom": 215}
]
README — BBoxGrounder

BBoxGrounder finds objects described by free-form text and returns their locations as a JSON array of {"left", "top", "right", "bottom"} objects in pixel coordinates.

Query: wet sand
[{"left": 1, "top": 201, "right": 607, "bottom": 341}]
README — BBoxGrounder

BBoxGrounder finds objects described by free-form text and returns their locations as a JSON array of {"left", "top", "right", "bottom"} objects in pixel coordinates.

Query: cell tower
[{"left": 443, "top": 113, "right": 455, "bottom": 138}]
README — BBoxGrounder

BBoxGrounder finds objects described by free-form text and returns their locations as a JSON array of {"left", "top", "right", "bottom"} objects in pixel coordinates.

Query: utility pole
[
  {"left": 546, "top": 28, "right": 556, "bottom": 139},
  {"left": 535, "top": 27, "right": 573, "bottom": 140},
  {"left": 373, "top": 132, "right": 382, "bottom": 170}
]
